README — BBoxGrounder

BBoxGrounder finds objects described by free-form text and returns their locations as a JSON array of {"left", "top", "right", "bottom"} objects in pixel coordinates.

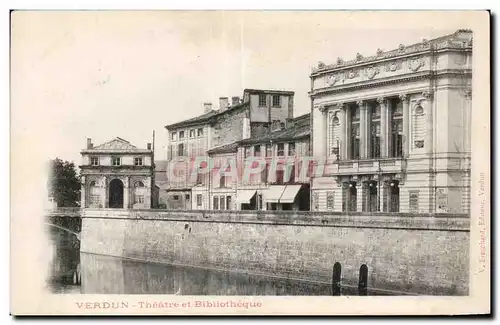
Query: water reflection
[
  {"left": 80, "top": 253, "right": 345, "bottom": 295},
  {"left": 47, "top": 225, "right": 81, "bottom": 294}
]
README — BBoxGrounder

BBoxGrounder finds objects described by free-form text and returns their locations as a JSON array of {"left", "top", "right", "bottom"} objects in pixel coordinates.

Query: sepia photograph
[{"left": 9, "top": 10, "right": 490, "bottom": 315}]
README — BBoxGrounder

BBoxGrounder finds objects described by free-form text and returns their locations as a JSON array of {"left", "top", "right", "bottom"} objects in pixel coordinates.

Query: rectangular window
[
  {"left": 220, "top": 196, "right": 225, "bottom": 210},
  {"left": 288, "top": 165, "right": 296, "bottom": 183},
  {"left": 244, "top": 146, "right": 251, "bottom": 158},
  {"left": 351, "top": 125, "right": 360, "bottom": 160},
  {"left": 219, "top": 175, "right": 226, "bottom": 188},
  {"left": 196, "top": 194, "right": 202, "bottom": 206},
  {"left": 226, "top": 196, "right": 232, "bottom": 210},
  {"left": 173, "top": 195, "right": 179, "bottom": 200},
  {"left": 254, "top": 145, "right": 261, "bottom": 157},
  {"left": 186, "top": 194, "right": 190, "bottom": 201},
  {"left": 112, "top": 157, "right": 121, "bottom": 166},
  {"left": 261, "top": 164, "right": 269, "bottom": 183},
  {"left": 257, "top": 194, "right": 263, "bottom": 210},
  {"left": 266, "top": 144, "right": 272, "bottom": 157},
  {"left": 189, "top": 129, "right": 195, "bottom": 138},
  {"left": 213, "top": 196, "right": 219, "bottom": 210},
  {"left": 134, "top": 157, "right": 143, "bottom": 166},
  {"left": 258, "top": 94, "right": 266, "bottom": 107},
  {"left": 288, "top": 142, "right": 296, "bottom": 156},
  {"left": 197, "top": 128, "right": 204, "bottom": 136},
  {"left": 327, "top": 191, "right": 335, "bottom": 210},
  {"left": 277, "top": 143, "right": 285, "bottom": 156},
  {"left": 135, "top": 195, "right": 145, "bottom": 204},
  {"left": 178, "top": 143, "right": 185, "bottom": 156},
  {"left": 276, "top": 169, "right": 284, "bottom": 185},
  {"left": 179, "top": 131, "right": 185, "bottom": 139},
  {"left": 171, "top": 132, "right": 177, "bottom": 141},
  {"left": 272, "top": 95, "right": 281, "bottom": 107},
  {"left": 90, "top": 156, "right": 99, "bottom": 166}
]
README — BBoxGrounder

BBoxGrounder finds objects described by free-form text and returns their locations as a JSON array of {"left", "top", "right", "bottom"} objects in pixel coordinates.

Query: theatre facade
[{"left": 309, "top": 29, "right": 472, "bottom": 213}]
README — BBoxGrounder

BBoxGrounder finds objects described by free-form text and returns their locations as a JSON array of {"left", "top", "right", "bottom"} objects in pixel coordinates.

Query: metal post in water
[
  {"left": 358, "top": 264, "right": 368, "bottom": 296},
  {"left": 332, "top": 262, "right": 341, "bottom": 296}
]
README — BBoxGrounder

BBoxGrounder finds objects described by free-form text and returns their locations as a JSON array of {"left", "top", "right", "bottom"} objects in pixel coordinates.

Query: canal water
[{"left": 47, "top": 226, "right": 386, "bottom": 296}]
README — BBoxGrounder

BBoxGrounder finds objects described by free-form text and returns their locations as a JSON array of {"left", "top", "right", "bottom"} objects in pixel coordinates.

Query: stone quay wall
[{"left": 81, "top": 208, "right": 470, "bottom": 295}]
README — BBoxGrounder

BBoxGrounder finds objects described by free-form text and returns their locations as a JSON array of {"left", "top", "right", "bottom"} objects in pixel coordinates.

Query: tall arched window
[
  {"left": 134, "top": 181, "right": 145, "bottom": 205},
  {"left": 89, "top": 181, "right": 100, "bottom": 208}
]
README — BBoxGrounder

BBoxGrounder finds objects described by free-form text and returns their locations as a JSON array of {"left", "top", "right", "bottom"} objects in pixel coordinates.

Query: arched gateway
[{"left": 109, "top": 179, "right": 124, "bottom": 208}]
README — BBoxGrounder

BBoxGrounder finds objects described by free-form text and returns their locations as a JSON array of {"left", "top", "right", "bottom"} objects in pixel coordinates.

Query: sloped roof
[
  {"left": 206, "top": 142, "right": 240, "bottom": 155},
  {"left": 165, "top": 101, "right": 247, "bottom": 130},
  {"left": 82, "top": 137, "right": 152, "bottom": 153}
]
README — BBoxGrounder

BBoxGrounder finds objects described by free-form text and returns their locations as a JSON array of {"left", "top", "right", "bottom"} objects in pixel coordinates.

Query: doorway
[{"left": 109, "top": 179, "right": 124, "bottom": 208}]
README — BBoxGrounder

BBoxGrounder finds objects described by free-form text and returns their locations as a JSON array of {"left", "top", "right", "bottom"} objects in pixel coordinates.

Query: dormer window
[
  {"left": 90, "top": 156, "right": 99, "bottom": 166},
  {"left": 134, "top": 157, "right": 143, "bottom": 166},
  {"left": 112, "top": 157, "right": 121, "bottom": 166}
]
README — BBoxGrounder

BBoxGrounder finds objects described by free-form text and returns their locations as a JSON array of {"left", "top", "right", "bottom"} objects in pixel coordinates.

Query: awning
[
  {"left": 236, "top": 190, "right": 257, "bottom": 204},
  {"left": 279, "top": 185, "right": 302, "bottom": 204},
  {"left": 264, "top": 185, "right": 286, "bottom": 203}
]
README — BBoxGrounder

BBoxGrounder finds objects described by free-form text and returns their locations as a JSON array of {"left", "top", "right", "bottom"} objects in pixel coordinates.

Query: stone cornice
[
  {"left": 310, "top": 71, "right": 430, "bottom": 98},
  {"left": 311, "top": 29, "right": 473, "bottom": 77},
  {"left": 309, "top": 69, "right": 471, "bottom": 98}
]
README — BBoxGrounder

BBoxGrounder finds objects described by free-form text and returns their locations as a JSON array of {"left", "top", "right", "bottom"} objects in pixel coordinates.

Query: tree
[{"left": 48, "top": 158, "right": 81, "bottom": 207}]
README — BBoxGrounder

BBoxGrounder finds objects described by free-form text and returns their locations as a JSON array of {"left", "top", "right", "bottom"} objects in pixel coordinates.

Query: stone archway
[{"left": 109, "top": 179, "right": 124, "bottom": 208}]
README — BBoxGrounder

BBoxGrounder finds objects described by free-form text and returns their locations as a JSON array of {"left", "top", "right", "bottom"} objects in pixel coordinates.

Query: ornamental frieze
[
  {"left": 386, "top": 60, "right": 402, "bottom": 72},
  {"left": 364, "top": 66, "right": 380, "bottom": 79},
  {"left": 311, "top": 30, "right": 472, "bottom": 74},
  {"left": 408, "top": 57, "right": 426, "bottom": 72}
]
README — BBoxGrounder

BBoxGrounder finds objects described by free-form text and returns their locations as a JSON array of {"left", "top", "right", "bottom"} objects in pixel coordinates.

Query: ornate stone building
[
  {"left": 80, "top": 137, "right": 158, "bottom": 209},
  {"left": 309, "top": 29, "right": 472, "bottom": 213}
]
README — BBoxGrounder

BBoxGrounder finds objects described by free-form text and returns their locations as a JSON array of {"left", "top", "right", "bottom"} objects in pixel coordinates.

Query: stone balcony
[{"left": 324, "top": 157, "right": 406, "bottom": 176}]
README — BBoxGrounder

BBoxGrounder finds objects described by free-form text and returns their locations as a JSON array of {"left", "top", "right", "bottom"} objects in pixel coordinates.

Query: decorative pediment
[{"left": 92, "top": 137, "right": 139, "bottom": 151}]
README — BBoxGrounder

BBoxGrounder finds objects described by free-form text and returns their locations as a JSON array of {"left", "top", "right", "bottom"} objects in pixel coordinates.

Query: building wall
[
  {"left": 82, "top": 209, "right": 470, "bottom": 295},
  {"left": 211, "top": 108, "right": 248, "bottom": 148},
  {"left": 249, "top": 93, "right": 293, "bottom": 123},
  {"left": 310, "top": 45, "right": 471, "bottom": 214}
]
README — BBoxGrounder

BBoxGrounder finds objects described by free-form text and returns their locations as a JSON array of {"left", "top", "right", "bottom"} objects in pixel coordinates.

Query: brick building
[
  {"left": 200, "top": 113, "right": 311, "bottom": 211},
  {"left": 164, "top": 89, "right": 295, "bottom": 209},
  {"left": 309, "top": 29, "right": 472, "bottom": 213},
  {"left": 80, "top": 137, "right": 159, "bottom": 209}
]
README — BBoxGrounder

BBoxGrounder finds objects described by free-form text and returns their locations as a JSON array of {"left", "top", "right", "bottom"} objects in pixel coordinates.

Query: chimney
[
  {"left": 203, "top": 102, "right": 213, "bottom": 113},
  {"left": 231, "top": 96, "right": 240, "bottom": 106},
  {"left": 147, "top": 143, "right": 152, "bottom": 150},
  {"left": 219, "top": 97, "right": 229, "bottom": 111},
  {"left": 285, "top": 117, "right": 294, "bottom": 128},
  {"left": 86, "top": 138, "right": 93, "bottom": 149}
]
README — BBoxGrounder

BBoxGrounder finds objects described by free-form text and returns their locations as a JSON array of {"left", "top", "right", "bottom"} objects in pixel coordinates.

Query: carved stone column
[
  {"left": 123, "top": 176, "right": 130, "bottom": 209},
  {"left": 422, "top": 91, "right": 434, "bottom": 155},
  {"left": 337, "top": 103, "right": 346, "bottom": 160},
  {"left": 358, "top": 100, "right": 367, "bottom": 159},
  {"left": 102, "top": 176, "right": 108, "bottom": 208},
  {"left": 400, "top": 94, "right": 410, "bottom": 157},
  {"left": 345, "top": 105, "right": 352, "bottom": 159},
  {"left": 378, "top": 97, "right": 388, "bottom": 157}
]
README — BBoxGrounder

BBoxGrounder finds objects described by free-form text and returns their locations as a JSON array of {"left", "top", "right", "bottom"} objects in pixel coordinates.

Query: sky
[{"left": 11, "top": 11, "right": 467, "bottom": 164}]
